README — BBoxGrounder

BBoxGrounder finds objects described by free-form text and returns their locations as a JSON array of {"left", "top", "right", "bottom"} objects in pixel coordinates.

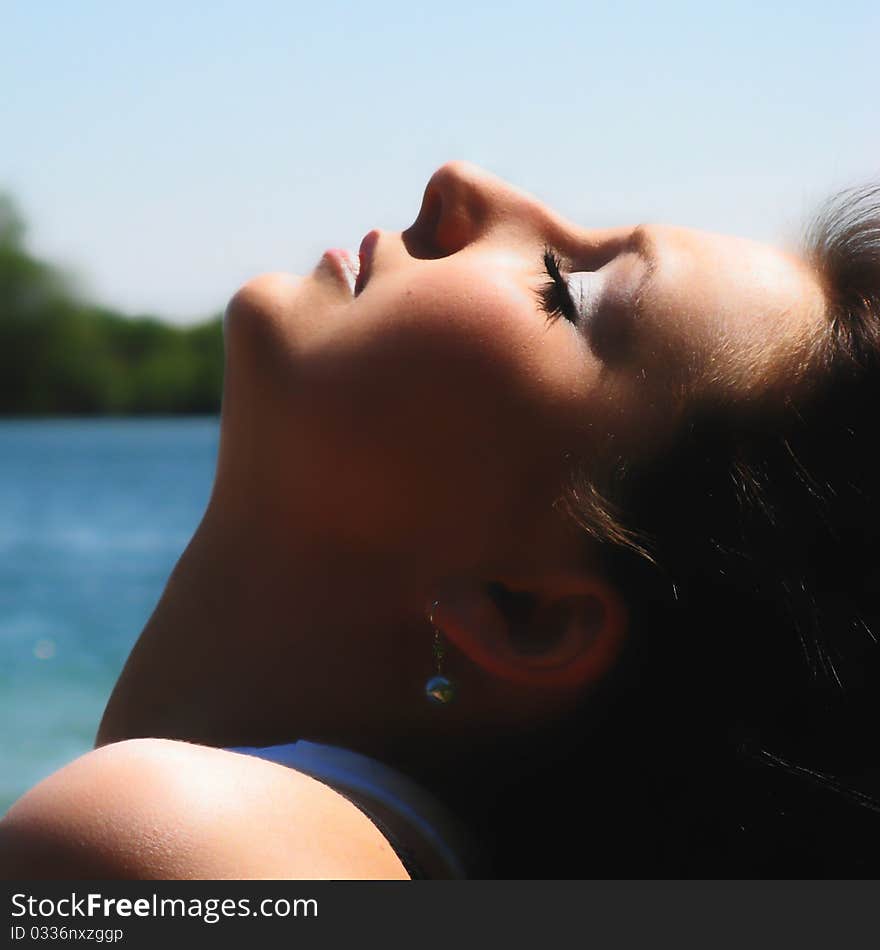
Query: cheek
[
  {"left": 321, "top": 275, "right": 585, "bottom": 441},
  {"left": 220, "top": 264, "right": 605, "bottom": 549},
  {"left": 292, "top": 280, "right": 583, "bottom": 530}
]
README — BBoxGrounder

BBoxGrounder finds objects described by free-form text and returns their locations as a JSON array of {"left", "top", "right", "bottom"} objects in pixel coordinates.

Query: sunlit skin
[
  {"left": 218, "top": 163, "right": 824, "bottom": 561},
  {"left": 99, "top": 161, "right": 829, "bottom": 748},
  {"left": 0, "top": 162, "right": 831, "bottom": 879}
]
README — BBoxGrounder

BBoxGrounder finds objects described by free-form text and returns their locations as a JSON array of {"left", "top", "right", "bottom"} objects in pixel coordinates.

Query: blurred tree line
[{"left": 0, "top": 193, "right": 223, "bottom": 415}]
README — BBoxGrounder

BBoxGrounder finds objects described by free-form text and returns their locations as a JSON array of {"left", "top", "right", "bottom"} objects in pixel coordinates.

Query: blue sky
[{"left": 2, "top": 0, "right": 878, "bottom": 323}]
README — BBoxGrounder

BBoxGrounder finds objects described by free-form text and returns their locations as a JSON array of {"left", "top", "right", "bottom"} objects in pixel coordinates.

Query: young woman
[{"left": 3, "top": 163, "right": 879, "bottom": 878}]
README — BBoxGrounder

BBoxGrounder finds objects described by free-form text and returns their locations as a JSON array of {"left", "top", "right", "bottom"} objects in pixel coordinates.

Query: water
[{"left": 0, "top": 418, "right": 219, "bottom": 813}]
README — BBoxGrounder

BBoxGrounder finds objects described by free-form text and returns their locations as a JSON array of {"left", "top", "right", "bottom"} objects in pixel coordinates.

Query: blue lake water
[{"left": 0, "top": 418, "right": 219, "bottom": 813}]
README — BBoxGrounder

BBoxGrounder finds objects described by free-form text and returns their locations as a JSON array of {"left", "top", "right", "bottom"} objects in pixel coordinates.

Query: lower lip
[
  {"left": 355, "top": 230, "right": 379, "bottom": 296},
  {"left": 321, "top": 248, "right": 354, "bottom": 274},
  {"left": 320, "top": 248, "right": 357, "bottom": 290}
]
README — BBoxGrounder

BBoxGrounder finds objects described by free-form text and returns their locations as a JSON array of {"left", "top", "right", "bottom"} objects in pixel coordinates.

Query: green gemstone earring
[{"left": 425, "top": 600, "right": 456, "bottom": 705}]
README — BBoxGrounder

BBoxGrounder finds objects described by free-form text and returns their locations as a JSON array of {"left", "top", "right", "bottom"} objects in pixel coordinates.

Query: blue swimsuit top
[{"left": 228, "top": 740, "right": 480, "bottom": 879}]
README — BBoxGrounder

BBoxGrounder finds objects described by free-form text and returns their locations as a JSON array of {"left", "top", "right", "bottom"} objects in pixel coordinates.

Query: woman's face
[{"left": 218, "top": 162, "right": 826, "bottom": 572}]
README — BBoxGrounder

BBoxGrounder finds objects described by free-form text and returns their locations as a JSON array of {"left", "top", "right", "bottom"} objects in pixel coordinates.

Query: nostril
[
  {"left": 420, "top": 185, "right": 443, "bottom": 237},
  {"left": 434, "top": 197, "right": 478, "bottom": 256},
  {"left": 404, "top": 186, "right": 444, "bottom": 259},
  {"left": 403, "top": 162, "right": 488, "bottom": 259}
]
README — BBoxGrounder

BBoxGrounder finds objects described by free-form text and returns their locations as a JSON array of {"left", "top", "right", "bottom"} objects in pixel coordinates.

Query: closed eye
[
  {"left": 537, "top": 247, "right": 609, "bottom": 328},
  {"left": 537, "top": 247, "right": 577, "bottom": 325}
]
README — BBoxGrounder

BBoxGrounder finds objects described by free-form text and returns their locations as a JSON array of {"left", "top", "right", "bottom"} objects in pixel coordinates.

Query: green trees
[{"left": 0, "top": 194, "right": 223, "bottom": 415}]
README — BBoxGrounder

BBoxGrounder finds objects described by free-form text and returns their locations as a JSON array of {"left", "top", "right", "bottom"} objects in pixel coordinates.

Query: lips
[
  {"left": 338, "top": 250, "right": 359, "bottom": 294},
  {"left": 320, "top": 248, "right": 360, "bottom": 294},
  {"left": 354, "top": 230, "right": 379, "bottom": 296}
]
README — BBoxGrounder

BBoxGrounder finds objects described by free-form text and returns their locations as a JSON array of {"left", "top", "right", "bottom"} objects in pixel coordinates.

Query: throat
[{"left": 94, "top": 518, "right": 425, "bottom": 754}]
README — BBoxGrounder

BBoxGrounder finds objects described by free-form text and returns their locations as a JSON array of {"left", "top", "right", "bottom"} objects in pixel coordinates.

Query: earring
[{"left": 425, "top": 600, "right": 456, "bottom": 704}]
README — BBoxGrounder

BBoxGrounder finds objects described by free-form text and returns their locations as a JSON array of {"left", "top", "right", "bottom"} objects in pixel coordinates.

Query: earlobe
[{"left": 428, "top": 576, "right": 627, "bottom": 691}]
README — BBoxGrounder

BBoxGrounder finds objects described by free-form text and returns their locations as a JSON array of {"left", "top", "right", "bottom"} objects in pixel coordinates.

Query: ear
[{"left": 428, "top": 573, "right": 628, "bottom": 691}]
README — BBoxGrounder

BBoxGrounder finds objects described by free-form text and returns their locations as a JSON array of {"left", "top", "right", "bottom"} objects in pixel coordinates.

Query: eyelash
[{"left": 537, "top": 247, "right": 577, "bottom": 325}]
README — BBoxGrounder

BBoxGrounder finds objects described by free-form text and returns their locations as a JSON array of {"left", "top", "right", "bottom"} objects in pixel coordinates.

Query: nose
[{"left": 405, "top": 161, "right": 548, "bottom": 257}]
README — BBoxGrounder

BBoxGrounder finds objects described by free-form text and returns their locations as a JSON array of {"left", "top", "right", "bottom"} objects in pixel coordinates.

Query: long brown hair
[{"left": 491, "top": 183, "right": 880, "bottom": 875}]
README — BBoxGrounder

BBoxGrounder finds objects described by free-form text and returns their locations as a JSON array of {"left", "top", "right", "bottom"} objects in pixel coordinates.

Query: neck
[
  {"left": 97, "top": 504, "right": 446, "bottom": 763},
  {"left": 96, "top": 499, "right": 572, "bottom": 822},
  {"left": 99, "top": 510, "right": 600, "bottom": 870}
]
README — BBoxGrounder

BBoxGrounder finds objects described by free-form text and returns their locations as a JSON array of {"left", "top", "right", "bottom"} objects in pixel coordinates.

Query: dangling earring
[{"left": 425, "top": 600, "right": 456, "bottom": 705}]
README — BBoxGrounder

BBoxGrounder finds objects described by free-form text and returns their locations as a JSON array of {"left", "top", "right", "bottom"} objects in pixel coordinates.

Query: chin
[
  {"left": 225, "top": 272, "right": 303, "bottom": 337},
  {"left": 225, "top": 272, "right": 333, "bottom": 392}
]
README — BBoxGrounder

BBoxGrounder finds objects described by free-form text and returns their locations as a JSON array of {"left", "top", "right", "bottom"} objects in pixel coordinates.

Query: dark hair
[{"left": 486, "top": 184, "right": 880, "bottom": 877}]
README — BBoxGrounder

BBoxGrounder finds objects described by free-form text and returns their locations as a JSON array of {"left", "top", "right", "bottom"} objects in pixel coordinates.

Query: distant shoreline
[{"left": 2, "top": 194, "right": 225, "bottom": 416}]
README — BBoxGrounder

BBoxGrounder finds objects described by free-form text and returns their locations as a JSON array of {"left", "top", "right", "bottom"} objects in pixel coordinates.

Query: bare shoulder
[{"left": 0, "top": 738, "right": 409, "bottom": 880}]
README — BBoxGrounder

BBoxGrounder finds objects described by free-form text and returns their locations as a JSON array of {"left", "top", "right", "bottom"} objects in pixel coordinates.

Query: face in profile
[{"left": 217, "top": 162, "right": 826, "bottom": 576}]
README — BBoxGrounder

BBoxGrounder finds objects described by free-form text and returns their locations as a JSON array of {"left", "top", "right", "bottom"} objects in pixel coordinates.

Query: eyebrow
[
  {"left": 585, "top": 224, "right": 662, "bottom": 364},
  {"left": 624, "top": 224, "right": 660, "bottom": 317}
]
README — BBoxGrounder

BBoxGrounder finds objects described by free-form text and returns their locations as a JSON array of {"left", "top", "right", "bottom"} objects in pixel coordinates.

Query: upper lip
[{"left": 354, "top": 230, "right": 380, "bottom": 296}]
